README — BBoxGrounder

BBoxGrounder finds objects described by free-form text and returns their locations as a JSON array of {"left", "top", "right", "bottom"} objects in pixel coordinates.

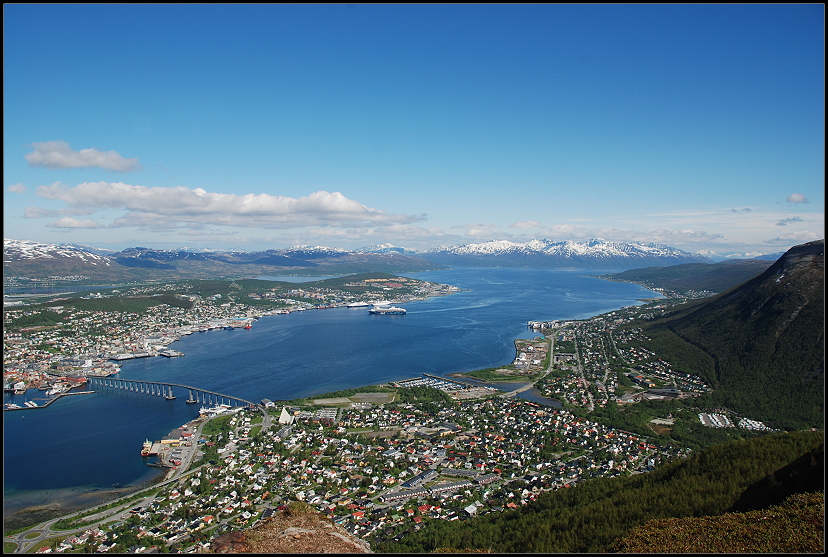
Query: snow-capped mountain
[
  {"left": 4, "top": 238, "right": 114, "bottom": 266},
  {"left": 354, "top": 243, "right": 411, "bottom": 254},
  {"left": 3, "top": 238, "right": 440, "bottom": 279},
  {"left": 4, "top": 237, "right": 714, "bottom": 280},
  {"left": 420, "top": 238, "right": 712, "bottom": 267}
]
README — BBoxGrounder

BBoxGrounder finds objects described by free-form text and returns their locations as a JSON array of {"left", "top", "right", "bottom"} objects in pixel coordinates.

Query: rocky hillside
[{"left": 210, "top": 502, "right": 371, "bottom": 553}]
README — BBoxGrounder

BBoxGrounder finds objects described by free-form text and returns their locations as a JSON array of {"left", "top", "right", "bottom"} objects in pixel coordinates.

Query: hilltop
[{"left": 210, "top": 502, "right": 371, "bottom": 553}]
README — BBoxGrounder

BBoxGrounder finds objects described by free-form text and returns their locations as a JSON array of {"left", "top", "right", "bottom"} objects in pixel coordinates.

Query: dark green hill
[
  {"left": 728, "top": 443, "right": 824, "bottom": 512},
  {"left": 600, "top": 258, "right": 773, "bottom": 294},
  {"left": 642, "top": 240, "right": 824, "bottom": 430},
  {"left": 374, "top": 431, "right": 824, "bottom": 553}
]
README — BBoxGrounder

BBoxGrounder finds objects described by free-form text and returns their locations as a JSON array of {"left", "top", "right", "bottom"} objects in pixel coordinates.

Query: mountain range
[{"left": 4, "top": 238, "right": 712, "bottom": 281}]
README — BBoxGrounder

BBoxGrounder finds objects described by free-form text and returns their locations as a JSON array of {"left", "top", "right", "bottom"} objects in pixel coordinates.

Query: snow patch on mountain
[
  {"left": 4, "top": 238, "right": 113, "bottom": 266},
  {"left": 425, "top": 238, "right": 705, "bottom": 260}
]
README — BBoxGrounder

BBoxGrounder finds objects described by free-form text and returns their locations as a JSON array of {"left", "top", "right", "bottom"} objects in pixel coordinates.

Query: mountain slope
[
  {"left": 644, "top": 239, "right": 824, "bottom": 429},
  {"left": 610, "top": 492, "right": 823, "bottom": 553},
  {"left": 600, "top": 258, "right": 774, "bottom": 293}
]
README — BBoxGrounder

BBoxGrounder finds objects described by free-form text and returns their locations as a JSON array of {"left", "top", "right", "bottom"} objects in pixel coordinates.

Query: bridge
[{"left": 86, "top": 377, "right": 256, "bottom": 407}]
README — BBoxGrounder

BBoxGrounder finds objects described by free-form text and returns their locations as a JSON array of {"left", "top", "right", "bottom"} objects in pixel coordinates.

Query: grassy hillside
[{"left": 610, "top": 491, "right": 823, "bottom": 553}]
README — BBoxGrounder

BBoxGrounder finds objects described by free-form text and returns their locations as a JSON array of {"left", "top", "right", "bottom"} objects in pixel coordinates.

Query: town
[
  {"left": 7, "top": 377, "right": 689, "bottom": 553},
  {"left": 5, "top": 281, "right": 777, "bottom": 553},
  {"left": 3, "top": 275, "right": 459, "bottom": 400}
]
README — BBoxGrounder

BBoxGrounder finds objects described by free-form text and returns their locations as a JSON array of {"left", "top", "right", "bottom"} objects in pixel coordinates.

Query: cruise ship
[{"left": 368, "top": 302, "right": 406, "bottom": 315}]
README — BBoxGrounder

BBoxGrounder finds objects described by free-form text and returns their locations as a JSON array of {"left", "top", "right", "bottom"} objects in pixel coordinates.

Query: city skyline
[{"left": 4, "top": 4, "right": 824, "bottom": 258}]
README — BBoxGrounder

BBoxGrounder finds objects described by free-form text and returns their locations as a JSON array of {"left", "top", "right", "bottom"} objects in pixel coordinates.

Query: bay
[{"left": 3, "top": 267, "right": 660, "bottom": 515}]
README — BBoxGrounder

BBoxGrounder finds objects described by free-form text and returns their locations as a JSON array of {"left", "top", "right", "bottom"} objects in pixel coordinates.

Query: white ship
[
  {"left": 199, "top": 403, "right": 234, "bottom": 417},
  {"left": 347, "top": 301, "right": 371, "bottom": 308},
  {"left": 368, "top": 302, "right": 406, "bottom": 315}
]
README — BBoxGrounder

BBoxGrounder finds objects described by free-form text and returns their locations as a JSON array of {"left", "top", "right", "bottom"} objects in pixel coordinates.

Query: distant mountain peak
[{"left": 420, "top": 238, "right": 710, "bottom": 267}]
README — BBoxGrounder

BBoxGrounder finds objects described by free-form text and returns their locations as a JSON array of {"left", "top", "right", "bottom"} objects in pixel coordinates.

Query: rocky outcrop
[{"left": 210, "top": 503, "right": 371, "bottom": 553}]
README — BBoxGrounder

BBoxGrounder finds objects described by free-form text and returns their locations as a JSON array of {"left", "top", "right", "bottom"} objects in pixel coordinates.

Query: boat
[
  {"left": 368, "top": 304, "right": 406, "bottom": 315},
  {"left": 347, "top": 301, "right": 371, "bottom": 308},
  {"left": 244, "top": 324, "right": 252, "bottom": 329},
  {"left": 199, "top": 404, "right": 232, "bottom": 416},
  {"left": 141, "top": 439, "right": 153, "bottom": 456}
]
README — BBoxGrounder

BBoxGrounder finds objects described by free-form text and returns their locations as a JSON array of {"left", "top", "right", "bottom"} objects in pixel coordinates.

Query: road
[{"left": 572, "top": 331, "right": 595, "bottom": 412}]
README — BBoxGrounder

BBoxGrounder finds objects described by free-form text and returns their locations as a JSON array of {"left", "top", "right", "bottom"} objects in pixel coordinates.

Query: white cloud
[
  {"left": 786, "top": 193, "right": 809, "bottom": 203},
  {"left": 532, "top": 223, "right": 724, "bottom": 247},
  {"left": 35, "top": 182, "right": 422, "bottom": 229},
  {"left": 25, "top": 141, "right": 141, "bottom": 172},
  {"left": 24, "top": 206, "right": 98, "bottom": 218},
  {"left": 765, "top": 230, "right": 822, "bottom": 244},
  {"left": 46, "top": 217, "right": 104, "bottom": 229},
  {"left": 510, "top": 220, "right": 542, "bottom": 229},
  {"left": 775, "top": 217, "right": 804, "bottom": 226},
  {"left": 7, "top": 183, "right": 26, "bottom": 193},
  {"left": 450, "top": 223, "right": 502, "bottom": 238}
]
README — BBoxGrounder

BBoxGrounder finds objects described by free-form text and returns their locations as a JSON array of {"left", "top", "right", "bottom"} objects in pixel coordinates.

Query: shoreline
[
  {"left": 3, "top": 469, "right": 165, "bottom": 530},
  {"left": 5, "top": 271, "right": 642, "bottom": 525}
]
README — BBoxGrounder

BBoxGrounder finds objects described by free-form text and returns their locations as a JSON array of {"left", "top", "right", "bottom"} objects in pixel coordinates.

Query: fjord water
[{"left": 3, "top": 268, "right": 660, "bottom": 514}]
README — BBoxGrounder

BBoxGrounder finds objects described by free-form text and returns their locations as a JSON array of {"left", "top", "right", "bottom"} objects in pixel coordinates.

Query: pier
[
  {"left": 86, "top": 377, "right": 255, "bottom": 407},
  {"left": 3, "top": 390, "right": 95, "bottom": 411}
]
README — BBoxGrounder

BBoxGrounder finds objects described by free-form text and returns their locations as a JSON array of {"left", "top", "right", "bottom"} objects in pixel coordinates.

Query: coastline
[
  {"left": 3, "top": 469, "right": 165, "bottom": 530},
  {"left": 5, "top": 269, "right": 651, "bottom": 526}
]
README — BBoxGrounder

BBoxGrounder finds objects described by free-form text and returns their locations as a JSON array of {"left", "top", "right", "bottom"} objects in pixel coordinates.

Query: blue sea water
[{"left": 3, "top": 268, "right": 660, "bottom": 513}]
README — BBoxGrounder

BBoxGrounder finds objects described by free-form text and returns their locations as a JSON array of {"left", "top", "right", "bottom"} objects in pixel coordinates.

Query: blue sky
[{"left": 4, "top": 4, "right": 824, "bottom": 257}]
